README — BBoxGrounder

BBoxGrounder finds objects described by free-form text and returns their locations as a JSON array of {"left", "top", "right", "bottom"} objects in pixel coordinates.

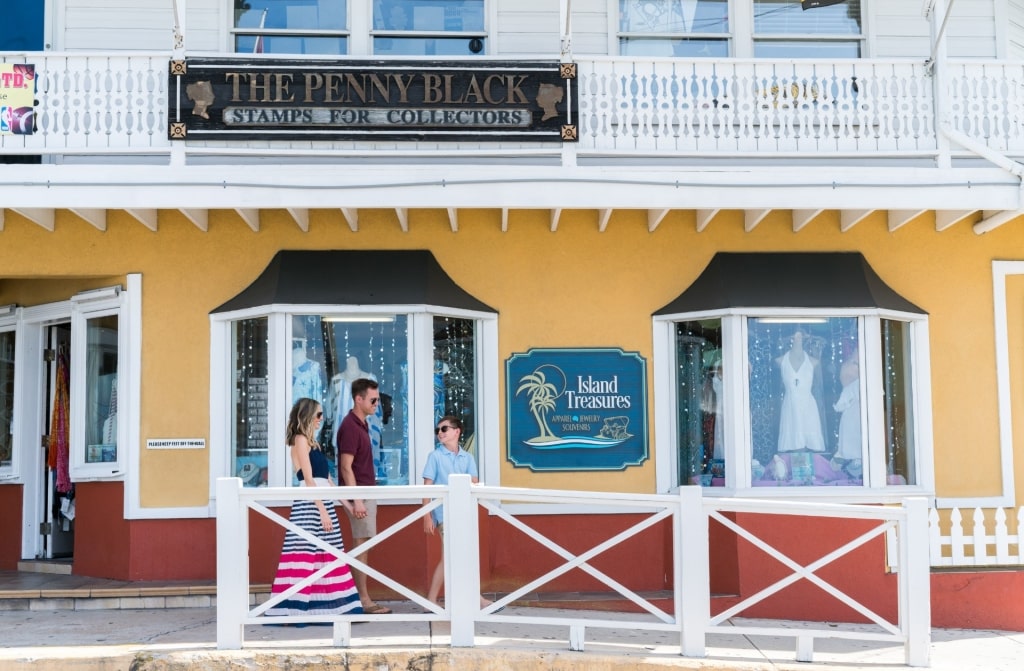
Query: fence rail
[{"left": 215, "top": 475, "right": 931, "bottom": 666}]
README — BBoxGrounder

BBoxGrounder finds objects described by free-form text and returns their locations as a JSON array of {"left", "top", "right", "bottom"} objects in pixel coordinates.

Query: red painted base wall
[
  {"left": 0, "top": 485, "right": 23, "bottom": 570},
  {"left": 33, "top": 498, "right": 1024, "bottom": 631}
]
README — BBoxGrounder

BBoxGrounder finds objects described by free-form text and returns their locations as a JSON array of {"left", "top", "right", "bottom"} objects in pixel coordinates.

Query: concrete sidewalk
[{"left": 1, "top": 603, "right": 1022, "bottom": 671}]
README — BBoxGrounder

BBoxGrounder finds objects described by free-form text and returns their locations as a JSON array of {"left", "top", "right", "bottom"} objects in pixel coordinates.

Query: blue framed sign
[{"left": 506, "top": 348, "right": 648, "bottom": 471}]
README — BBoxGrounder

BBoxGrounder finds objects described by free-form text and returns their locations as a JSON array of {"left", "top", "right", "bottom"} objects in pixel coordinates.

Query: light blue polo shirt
[{"left": 421, "top": 445, "right": 478, "bottom": 525}]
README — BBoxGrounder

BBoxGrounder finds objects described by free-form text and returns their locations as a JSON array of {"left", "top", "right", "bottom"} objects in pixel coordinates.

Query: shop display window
[
  {"left": 0, "top": 330, "right": 13, "bottom": 470},
  {"left": 290, "top": 314, "right": 410, "bottom": 485},
  {"left": 668, "top": 312, "right": 924, "bottom": 493},
  {"left": 232, "top": 317, "right": 269, "bottom": 486},
  {"left": 747, "top": 317, "right": 861, "bottom": 487},
  {"left": 222, "top": 310, "right": 484, "bottom": 489},
  {"left": 674, "top": 319, "right": 724, "bottom": 487}
]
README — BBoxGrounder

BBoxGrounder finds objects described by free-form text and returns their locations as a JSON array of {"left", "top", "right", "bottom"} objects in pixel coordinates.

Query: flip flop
[{"left": 363, "top": 603, "right": 392, "bottom": 614}]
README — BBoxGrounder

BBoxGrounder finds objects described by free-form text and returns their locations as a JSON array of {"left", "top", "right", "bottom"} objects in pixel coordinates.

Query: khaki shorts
[{"left": 344, "top": 499, "right": 378, "bottom": 538}]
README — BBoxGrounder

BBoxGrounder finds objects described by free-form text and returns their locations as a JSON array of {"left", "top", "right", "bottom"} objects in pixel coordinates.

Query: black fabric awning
[
  {"left": 654, "top": 252, "right": 925, "bottom": 315},
  {"left": 212, "top": 250, "right": 495, "bottom": 314}
]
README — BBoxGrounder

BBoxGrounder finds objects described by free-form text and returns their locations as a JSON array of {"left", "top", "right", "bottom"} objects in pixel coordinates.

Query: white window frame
[
  {"left": 653, "top": 307, "right": 934, "bottom": 502},
  {"left": 69, "top": 286, "right": 132, "bottom": 481},
  {"left": 209, "top": 303, "right": 498, "bottom": 507},
  {"left": 229, "top": 0, "right": 352, "bottom": 55},
  {"left": 0, "top": 310, "right": 18, "bottom": 481}
]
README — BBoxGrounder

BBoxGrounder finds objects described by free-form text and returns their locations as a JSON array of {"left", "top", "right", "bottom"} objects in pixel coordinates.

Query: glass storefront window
[
  {"left": 0, "top": 330, "right": 13, "bottom": 469},
  {"left": 232, "top": 317, "right": 269, "bottom": 486},
  {"left": 433, "top": 316, "right": 477, "bottom": 459},
  {"left": 291, "top": 315, "right": 410, "bottom": 485},
  {"left": 674, "top": 319, "right": 724, "bottom": 487},
  {"left": 84, "top": 315, "right": 119, "bottom": 464},
  {"left": 747, "top": 317, "right": 861, "bottom": 487},
  {"left": 882, "top": 319, "right": 916, "bottom": 485}
]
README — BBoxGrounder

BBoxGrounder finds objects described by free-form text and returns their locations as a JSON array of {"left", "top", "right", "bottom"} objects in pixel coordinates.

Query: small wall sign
[
  {"left": 506, "top": 348, "right": 648, "bottom": 472},
  {"left": 146, "top": 439, "right": 206, "bottom": 450}
]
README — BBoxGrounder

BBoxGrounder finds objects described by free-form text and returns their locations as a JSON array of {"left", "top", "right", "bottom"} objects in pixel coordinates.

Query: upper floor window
[
  {"left": 754, "top": 0, "right": 863, "bottom": 57},
  {"left": 373, "top": 0, "right": 486, "bottom": 56},
  {"left": 618, "top": 0, "right": 729, "bottom": 57},
  {"left": 616, "top": 0, "right": 865, "bottom": 58},
  {"left": 233, "top": 0, "right": 349, "bottom": 54},
  {"left": 230, "top": 0, "right": 488, "bottom": 56}
]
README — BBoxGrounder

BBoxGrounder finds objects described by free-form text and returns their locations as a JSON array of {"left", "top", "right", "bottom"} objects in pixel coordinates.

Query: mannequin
[
  {"left": 833, "top": 357, "right": 861, "bottom": 461},
  {"left": 775, "top": 330, "right": 825, "bottom": 453},
  {"left": 330, "top": 355, "right": 383, "bottom": 456},
  {"left": 291, "top": 341, "right": 323, "bottom": 405}
]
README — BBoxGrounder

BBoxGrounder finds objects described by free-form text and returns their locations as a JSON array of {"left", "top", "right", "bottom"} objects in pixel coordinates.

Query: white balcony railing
[
  {"left": 215, "top": 475, "right": 931, "bottom": 666},
  {"left": 2, "top": 52, "right": 1023, "bottom": 164}
]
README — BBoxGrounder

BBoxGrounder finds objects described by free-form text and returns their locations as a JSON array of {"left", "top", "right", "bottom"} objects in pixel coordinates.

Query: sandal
[{"left": 363, "top": 603, "right": 392, "bottom": 614}]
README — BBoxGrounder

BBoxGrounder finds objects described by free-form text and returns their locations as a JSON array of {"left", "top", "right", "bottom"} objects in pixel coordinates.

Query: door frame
[{"left": 16, "top": 300, "right": 72, "bottom": 561}]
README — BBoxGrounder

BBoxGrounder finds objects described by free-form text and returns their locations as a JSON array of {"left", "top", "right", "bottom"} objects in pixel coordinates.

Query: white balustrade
[
  {"left": 3, "top": 53, "right": 1022, "bottom": 166},
  {"left": 929, "top": 506, "right": 1024, "bottom": 567}
]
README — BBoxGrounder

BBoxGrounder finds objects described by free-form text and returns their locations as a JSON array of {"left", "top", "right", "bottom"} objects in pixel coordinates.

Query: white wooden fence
[
  {"left": 215, "top": 475, "right": 931, "bottom": 666},
  {"left": 930, "top": 507, "right": 1024, "bottom": 567}
]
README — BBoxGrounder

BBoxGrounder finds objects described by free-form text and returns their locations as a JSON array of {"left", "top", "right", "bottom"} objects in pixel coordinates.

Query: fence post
[
  {"left": 447, "top": 474, "right": 478, "bottom": 646},
  {"left": 678, "top": 485, "right": 708, "bottom": 657},
  {"left": 901, "top": 497, "right": 931, "bottom": 667},
  {"left": 216, "top": 477, "right": 248, "bottom": 650}
]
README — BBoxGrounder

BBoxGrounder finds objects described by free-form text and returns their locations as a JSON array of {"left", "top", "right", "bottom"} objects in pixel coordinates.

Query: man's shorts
[{"left": 344, "top": 498, "right": 377, "bottom": 538}]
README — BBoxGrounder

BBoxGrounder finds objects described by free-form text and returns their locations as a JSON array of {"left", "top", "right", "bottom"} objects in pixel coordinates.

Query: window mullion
[
  {"left": 350, "top": 0, "right": 370, "bottom": 55},
  {"left": 724, "top": 315, "right": 748, "bottom": 488},
  {"left": 863, "top": 316, "right": 886, "bottom": 488},
  {"left": 267, "top": 312, "right": 289, "bottom": 487}
]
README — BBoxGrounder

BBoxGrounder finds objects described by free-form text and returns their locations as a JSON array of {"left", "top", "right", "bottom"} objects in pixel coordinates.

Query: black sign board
[{"left": 168, "top": 58, "right": 577, "bottom": 142}]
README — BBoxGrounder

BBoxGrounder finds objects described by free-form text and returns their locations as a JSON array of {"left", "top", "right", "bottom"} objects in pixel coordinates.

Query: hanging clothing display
[{"left": 49, "top": 353, "right": 72, "bottom": 493}]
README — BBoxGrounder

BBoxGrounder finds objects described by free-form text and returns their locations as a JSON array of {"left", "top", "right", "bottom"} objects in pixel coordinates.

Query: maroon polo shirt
[{"left": 337, "top": 410, "right": 376, "bottom": 487}]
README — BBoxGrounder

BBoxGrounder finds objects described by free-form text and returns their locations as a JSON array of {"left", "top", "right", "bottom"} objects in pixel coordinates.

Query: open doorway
[{"left": 41, "top": 322, "right": 73, "bottom": 560}]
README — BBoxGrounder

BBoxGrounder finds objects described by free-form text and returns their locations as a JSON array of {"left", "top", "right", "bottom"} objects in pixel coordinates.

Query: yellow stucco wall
[{"left": 0, "top": 207, "right": 1020, "bottom": 506}]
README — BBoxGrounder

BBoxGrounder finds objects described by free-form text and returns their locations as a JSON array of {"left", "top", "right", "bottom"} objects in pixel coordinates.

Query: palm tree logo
[{"left": 516, "top": 365, "right": 565, "bottom": 443}]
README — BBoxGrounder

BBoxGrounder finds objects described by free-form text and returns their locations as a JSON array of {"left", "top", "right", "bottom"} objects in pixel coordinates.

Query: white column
[
  {"left": 216, "top": 477, "right": 248, "bottom": 650},
  {"left": 678, "top": 485, "right": 708, "bottom": 657},
  {"left": 901, "top": 497, "right": 932, "bottom": 667},
  {"left": 447, "top": 474, "right": 479, "bottom": 646}
]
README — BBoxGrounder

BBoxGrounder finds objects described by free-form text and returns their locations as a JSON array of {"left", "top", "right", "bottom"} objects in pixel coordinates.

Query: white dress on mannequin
[
  {"left": 330, "top": 356, "right": 383, "bottom": 455},
  {"left": 776, "top": 333, "right": 825, "bottom": 453}
]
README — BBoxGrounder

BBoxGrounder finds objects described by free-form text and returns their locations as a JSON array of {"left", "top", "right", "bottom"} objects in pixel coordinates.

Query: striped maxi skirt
[{"left": 266, "top": 486, "right": 362, "bottom": 616}]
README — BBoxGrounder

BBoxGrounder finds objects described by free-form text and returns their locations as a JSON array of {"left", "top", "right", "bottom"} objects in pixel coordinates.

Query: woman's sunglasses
[{"left": 436, "top": 425, "right": 457, "bottom": 434}]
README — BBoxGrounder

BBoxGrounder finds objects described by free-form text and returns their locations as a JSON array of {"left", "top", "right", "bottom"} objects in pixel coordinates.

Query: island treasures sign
[
  {"left": 506, "top": 348, "right": 648, "bottom": 472},
  {"left": 168, "top": 58, "right": 577, "bottom": 142}
]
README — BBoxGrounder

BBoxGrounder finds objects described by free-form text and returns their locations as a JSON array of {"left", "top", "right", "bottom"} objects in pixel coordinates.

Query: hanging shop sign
[
  {"left": 168, "top": 58, "right": 577, "bottom": 142},
  {"left": 0, "top": 63, "right": 36, "bottom": 135},
  {"left": 505, "top": 348, "right": 648, "bottom": 472}
]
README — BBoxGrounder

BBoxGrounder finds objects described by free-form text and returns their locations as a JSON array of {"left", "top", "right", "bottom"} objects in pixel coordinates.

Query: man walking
[{"left": 337, "top": 377, "right": 391, "bottom": 614}]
